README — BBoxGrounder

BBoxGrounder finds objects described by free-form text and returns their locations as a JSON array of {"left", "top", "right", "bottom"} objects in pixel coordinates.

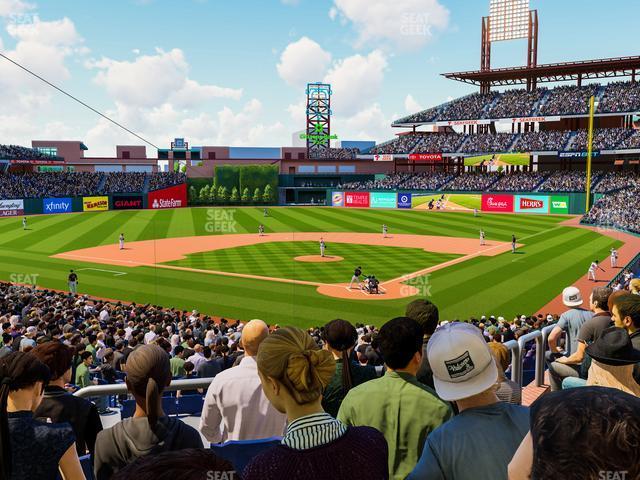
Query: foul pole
[{"left": 585, "top": 95, "right": 595, "bottom": 212}]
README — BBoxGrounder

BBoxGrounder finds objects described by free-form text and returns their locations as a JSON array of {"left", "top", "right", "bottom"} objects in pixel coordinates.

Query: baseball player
[
  {"left": 68, "top": 270, "right": 78, "bottom": 295},
  {"left": 22, "top": 217, "right": 27, "bottom": 230},
  {"left": 588, "top": 260, "right": 606, "bottom": 282},
  {"left": 382, "top": 224, "right": 388, "bottom": 238},
  {"left": 511, "top": 234, "right": 517, "bottom": 253},
  {"left": 474, "top": 208, "right": 479, "bottom": 217},
  {"left": 610, "top": 248, "right": 618, "bottom": 268},
  {"left": 320, "top": 238, "right": 326, "bottom": 257},
  {"left": 263, "top": 208, "right": 269, "bottom": 217},
  {"left": 480, "top": 229, "right": 486, "bottom": 246},
  {"left": 349, "top": 266, "right": 363, "bottom": 289},
  {"left": 119, "top": 233, "right": 125, "bottom": 250},
  {"left": 258, "top": 224, "right": 265, "bottom": 237}
]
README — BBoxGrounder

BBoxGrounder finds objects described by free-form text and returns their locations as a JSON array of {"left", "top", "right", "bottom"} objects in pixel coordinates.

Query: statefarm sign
[
  {"left": 148, "top": 183, "right": 187, "bottom": 210},
  {"left": 0, "top": 199, "right": 24, "bottom": 217},
  {"left": 481, "top": 194, "right": 514, "bottom": 213},
  {"left": 408, "top": 153, "right": 443, "bottom": 163}
]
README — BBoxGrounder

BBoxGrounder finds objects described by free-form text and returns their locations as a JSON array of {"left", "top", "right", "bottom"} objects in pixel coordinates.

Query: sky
[{"left": 0, "top": 0, "right": 638, "bottom": 156}]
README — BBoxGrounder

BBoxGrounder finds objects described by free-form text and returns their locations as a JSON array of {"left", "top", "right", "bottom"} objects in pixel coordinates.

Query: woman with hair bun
[
  {"left": 0, "top": 351, "right": 84, "bottom": 480},
  {"left": 243, "top": 326, "right": 389, "bottom": 480},
  {"left": 93, "top": 344, "right": 203, "bottom": 480}
]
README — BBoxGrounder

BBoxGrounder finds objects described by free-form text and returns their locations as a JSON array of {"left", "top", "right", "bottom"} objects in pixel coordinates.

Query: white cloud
[
  {"left": 323, "top": 50, "right": 387, "bottom": 116},
  {"left": 277, "top": 37, "right": 332, "bottom": 88},
  {"left": 404, "top": 94, "right": 423, "bottom": 113},
  {"left": 0, "top": 0, "right": 34, "bottom": 17},
  {"left": 333, "top": 103, "right": 393, "bottom": 143},
  {"left": 330, "top": 0, "right": 449, "bottom": 51}
]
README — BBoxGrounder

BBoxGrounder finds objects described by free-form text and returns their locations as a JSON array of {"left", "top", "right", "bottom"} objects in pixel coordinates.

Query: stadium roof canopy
[{"left": 442, "top": 55, "right": 640, "bottom": 87}]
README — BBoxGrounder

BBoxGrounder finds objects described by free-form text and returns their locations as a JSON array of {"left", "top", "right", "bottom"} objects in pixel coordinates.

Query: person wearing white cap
[
  {"left": 546, "top": 286, "right": 593, "bottom": 391},
  {"left": 407, "top": 322, "right": 529, "bottom": 480}
]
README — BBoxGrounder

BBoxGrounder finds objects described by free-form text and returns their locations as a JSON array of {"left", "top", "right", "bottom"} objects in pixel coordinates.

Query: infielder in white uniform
[
  {"left": 588, "top": 260, "right": 606, "bottom": 282},
  {"left": 610, "top": 248, "right": 618, "bottom": 268},
  {"left": 382, "top": 224, "right": 388, "bottom": 238},
  {"left": 22, "top": 217, "right": 27, "bottom": 230},
  {"left": 119, "top": 233, "right": 125, "bottom": 250},
  {"left": 479, "top": 229, "right": 485, "bottom": 246},
  {"left": 258, "top": 224, "right": 265, "bottom": 236},
  {"left": 320, "top": 238, "right": 326, "bottom": 257}
]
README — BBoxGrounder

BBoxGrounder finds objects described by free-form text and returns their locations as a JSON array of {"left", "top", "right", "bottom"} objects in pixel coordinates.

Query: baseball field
[{"left": 0, "top": 207, "right": 622, "bottom": 327}]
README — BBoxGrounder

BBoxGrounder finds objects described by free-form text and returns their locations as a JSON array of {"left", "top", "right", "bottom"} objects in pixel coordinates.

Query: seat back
[
  {"left": 211, "top": 437, "right": 282, "bottom": 473},
  {"left": 176, "top": 395, "right": 204, "bottom": 416}
]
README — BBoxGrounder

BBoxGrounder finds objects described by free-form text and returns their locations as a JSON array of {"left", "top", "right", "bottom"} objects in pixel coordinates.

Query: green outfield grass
[
  {"left": 166, "top": 242, "right": 460, "bottom": 283},
  {"left": 464, "top": 153, "right": 530, "bottom": 166},
  {"left": 0, "top": 207, "right": 621, "bottom": 327},
  {"left": 410, "top": 194, "right": 481, "bottom": 210}
]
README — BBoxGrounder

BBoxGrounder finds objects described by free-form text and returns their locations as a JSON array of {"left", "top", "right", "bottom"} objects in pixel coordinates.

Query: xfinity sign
[{"left": 43, "top": 198, "right": 72, "bottom": 214}]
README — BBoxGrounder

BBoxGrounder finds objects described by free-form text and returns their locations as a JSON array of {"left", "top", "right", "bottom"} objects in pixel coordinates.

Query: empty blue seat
[
  {"left": 80, "top": 454, "right": 94, "bottom": 480},
  {"left": 176, "top": 395, "right": 204, "bottom": 416},
  {"left": 211, "top": 437, "right": 282, "bottom": 473}
]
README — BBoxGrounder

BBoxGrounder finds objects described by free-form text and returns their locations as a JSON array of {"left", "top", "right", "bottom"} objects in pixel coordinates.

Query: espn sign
[
  {"left": 408, "top": 153, "right": 443, "bottom": 163},
  {"left": 0, "top": 199, "right": 24, "bottom": 217},
  {"left": 515, "top": 195, "right": 549, "bottom": 214},
  {"left": 481, "top": 194, "right": 514, "bottom": 213},
  {"left": 148, "top": 184, "right": 187, "bottom": 210}
]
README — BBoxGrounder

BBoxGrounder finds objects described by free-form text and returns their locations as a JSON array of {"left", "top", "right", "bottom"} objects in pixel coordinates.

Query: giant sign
[
  {"left": 481, "top": 194, "right": 514, "bottom": 213},
  {"left": 113, "top": 195, "right": 144, "bottom": 210},
  {"left": 43, "top": 197, "right": 72, "bottom": 214},
  {"left": 344, "top": 191, "right": 370, "bottom": 208},
  {"left": 148, "top": 183, "right": 187, "bottom": 210},
  {"left": 515, "top": 195, "right": 549, "bottom": 214},
  {"left": 0, "top": 199, "right": 24, "bottom": 217},
  {"left": 370, "top": 192, "right": 397, "bottom": 209},
  {"left": 83, "top": 196, "right": 109, "bottom": 212}
]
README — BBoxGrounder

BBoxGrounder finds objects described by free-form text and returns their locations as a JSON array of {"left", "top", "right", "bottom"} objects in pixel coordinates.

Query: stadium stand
[
  {"left": 582, "top": 183, "right": 640, "bottom": 234},
  {"left": 0, "top": 144, "right": 62, "bottom": 161},
  {"left": 537, "top": 171, "right": 602, "bottom": 193},
  {"left": 308, "top": 147, "right": 360, "bottom": 159},
  {"left": 511, "top": 130, "right": 572, "bottom": 152}
]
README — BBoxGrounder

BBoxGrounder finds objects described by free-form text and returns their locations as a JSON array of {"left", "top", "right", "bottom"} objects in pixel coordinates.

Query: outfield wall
[
  {"left": 326, "top": 190, "right": 589, "bottom": 214},
  {"left": 0, "top": 184, "right": 187, "bottom": 217}
]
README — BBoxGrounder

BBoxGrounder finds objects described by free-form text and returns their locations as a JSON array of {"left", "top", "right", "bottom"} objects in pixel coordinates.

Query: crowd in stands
[
  {"left": 538, "top": 170, "right": 601, "bottom": 193},
  {"left": 583, "top": 183, "right": 640, "bottom": 234},
  {"left": 1, "top": 279, "right": 639, "bottom": 479},
  {"left": 0, "top": 171, "right": 186, "bottom": 199},
  {"left": 490, "top": 171, "right": 547, "bottom": 192},
  {"left": 0, "top": 144, "right": 60, "bottom": 161},
  {"left": 460, "top": 133, "right": 515, "bottom": 153},
  {"left": 444, "top": 172, "right": 500, "bottom": 191},
  {"left": 393, "top": 81, "right": 640, "bottom": 125},
  {"left": 338, "top": 172, "right": 453, "bottom": 191},
  {"left": 308, "top": 148, "right": 360, "bottom": 160},
  {"left": 593, "top": 171, "right": 640, "bottom": 193},
  {"left": 569, "top": 128, "right": 633, "bottom": 151},
  {"left": 413, "top": 133, "right": 466, "bottom": 153},
  {"left": 511, "top": 130, "right": 571, "bottom": 152},
  {"left": 617, "top": 129, "right": 640, "bottom": 150},
  {"left": 369, "top": 135, "right": 421, "bottom": 155}
]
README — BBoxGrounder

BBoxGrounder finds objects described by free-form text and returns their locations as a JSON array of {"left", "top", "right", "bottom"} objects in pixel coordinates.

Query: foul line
[{"left": 76, "top": 268, "right": 127, "bottom": 277}]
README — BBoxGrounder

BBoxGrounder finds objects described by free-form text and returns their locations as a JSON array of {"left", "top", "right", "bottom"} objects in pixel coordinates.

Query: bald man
[{"left": 199, "top": 320, "right": 286, "bottom": 443}]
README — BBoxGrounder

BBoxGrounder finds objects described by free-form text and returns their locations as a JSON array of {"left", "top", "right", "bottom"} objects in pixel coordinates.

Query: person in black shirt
[
  {"left": 32, "top": 341, "right": 103, "bottom": 455},
  {"left": 512, "top": 234, "right": 517, "bottom": 253},
  {"left": 349, "top": 266, "right": 363, "bottom": 290},
  {"left": 68, "top": 270, "right": 78, "bottom": 295}
]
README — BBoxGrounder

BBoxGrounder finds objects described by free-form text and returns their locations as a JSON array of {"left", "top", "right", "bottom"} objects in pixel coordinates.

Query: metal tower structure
[{"left": 305, "top": 82, "right": 333, "bottom": 158}]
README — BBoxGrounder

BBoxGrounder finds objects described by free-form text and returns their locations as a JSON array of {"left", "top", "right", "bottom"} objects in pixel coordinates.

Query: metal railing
[
  {"left": 503, "top": 324, "right": 557, "bottom": 388},
  {"left": 74, "top": 377, "right": 215, "bottom": 399}
]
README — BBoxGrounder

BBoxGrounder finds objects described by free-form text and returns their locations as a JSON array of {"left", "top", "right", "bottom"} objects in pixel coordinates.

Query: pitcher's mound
[{"left": 294, "top": 255, "right": 344, "bottom": 263}]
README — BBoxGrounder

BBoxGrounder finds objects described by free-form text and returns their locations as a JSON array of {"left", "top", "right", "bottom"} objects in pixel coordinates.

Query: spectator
[
  {"left": 243, "top": 326, "right": 389, "bottom": 480},
  {"left": 487, "top": 341, "right": 522, "bottom": 405},
  {"left": 186, "top": 344, "right": 206, "bottom": 372},
  {"left": 508, "top": 387, "right": 640, "bottom": 480},
  {"left": 408, "top": 322, "right": 529, "bottom": 480},
  {"left": 169, "top": 346, "right": 186, "bottom": 378},
  {"left": 32, "top": 341, "right": 103, "bottom": 456},
  {"left": 546, "top": 286, "right": 593, "bottom": 391},
  {"left": 0, "top": 334, "right": 13, "bottom": 358},
  {"left": 94, "top": 344, "right": 203, "bottom": 479},
  {"left": 584, "top": 327, "right": 640, "bottom": 396},
  {"left": 611, "top": 293, "right": 640, "bottom": 384},
  {"left": 320, "top": 319, "right": 377, "bottom": 418},
  {"left": 405, "top": 299, "right": 440, "bottom": 389},
  {"left": 112, "top": 448, "right": 236, "bottom": 480},
  {"left": 197, "top": 346, "right": 222, "bottom": 378},
  {"left": 199, "top": 320, "right": 287, "bottom": 443},
  {"left": 337, "top": 317, "right": 452, "bottom": 479},
  {"left": 0, "top": 351, "right": 84, "bottom": 479},
  {"left": 75, "top": 351, "right": 94, "bottom": 389}
]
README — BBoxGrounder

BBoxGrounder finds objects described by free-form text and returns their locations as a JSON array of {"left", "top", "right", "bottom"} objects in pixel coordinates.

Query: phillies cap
[
  {"left": 427, "top": 322, "right": 498, "bottom": 401},
  {"left": 562, "top": 286, "right": 583, "bottom": 307}
]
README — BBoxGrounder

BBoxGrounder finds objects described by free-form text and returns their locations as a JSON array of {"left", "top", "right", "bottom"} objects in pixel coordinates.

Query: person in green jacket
[
  {"left": 170, "top": 346, "right": 186, "bottom": 378},
  {"left": 338, "top": 317, "right": 452, "bottom": 480},
  {"left": 75, "top": 351, "right": 94, "bottom": 389}
]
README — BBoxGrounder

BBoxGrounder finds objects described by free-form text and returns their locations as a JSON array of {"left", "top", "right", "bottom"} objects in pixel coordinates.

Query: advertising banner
[
  {"left": 550, "top": 195, "right": 570, "bottom": 214},
  {"left": 481, "top": 194, "right": 514, "bottom": 213},
  {"left": 82, "top": 196, "right": 109, "bottom": 212},
  {"left": 344, "top": 191, "right": 370, "bottom": 208},
  {"left": 43, "top": 197, "right": 72, "bottom": 214},
  {"left": 397, "top": 192, "right": 412, "bottom": 209},
  {"left": 0, "top": 199, "right": 24, "bottom": 217},
  {"left": 113, "top": 195, "right": 143, "bottom": 210},
  {"left": 515, "top": 195, "right": 550, "bottom": 214},
  {"left": 370, "top": 192, "right": 397, "bottom": 209},
  {"left": 373, "top": 154, "right": 394, "bottom": 162},
  {"left": 436, "top": 119, "right": 492, "bottom": 127},
  {"left": 148, "top": 184, "right": 187, "bottom": 209},
  {"left": 408, "top": 153, "right": 443, "bottom": 163},
  {"left": 558, "top": 151, "right": 601, "bottom": 159},
  {"left": 331, "top": 191, "right": 344, "bottom": 207}
]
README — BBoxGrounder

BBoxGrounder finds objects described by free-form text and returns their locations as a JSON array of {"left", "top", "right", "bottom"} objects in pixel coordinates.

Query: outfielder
[
  {"left": 382, "top": 224, "right": 388, "bottom": 238},
  {"left": 588, "top": 260, "right": 606, "bottom": 282},
  {"left": 480, "top": 229, "right": 485, "bottom": 246},
  {"left": 22, "top": 217, "right": 27, "bottom": 230},
  {"left": 119, "top": 233, "right": 125, "bottom": 250},
  {"left": 610, "top": 248, "right": 618, "bottom": 268},
  {"left": 258, "top": 224, "right": 265, "bottom": 236},
  {"left": 349, "top": 266, "right": 363, "bottom": 289},
  {"left": 320, "top": 238, "right": 326, "bottom": 257},
  {"left": 511, "top": 234, "right": 517, "bottom": 253}
]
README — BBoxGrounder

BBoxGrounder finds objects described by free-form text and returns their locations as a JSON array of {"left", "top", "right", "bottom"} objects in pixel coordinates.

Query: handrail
[{"left": 74, "top": 377, "right": 215, "bottom": 399}]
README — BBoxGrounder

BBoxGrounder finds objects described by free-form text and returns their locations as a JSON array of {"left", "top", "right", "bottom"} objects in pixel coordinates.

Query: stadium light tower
[
  {"left": 481, "top": 0, "right": 538, "bottom": 92},
  {"left": 304, "top": 83, "right": 335, "bottom": 159}
]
